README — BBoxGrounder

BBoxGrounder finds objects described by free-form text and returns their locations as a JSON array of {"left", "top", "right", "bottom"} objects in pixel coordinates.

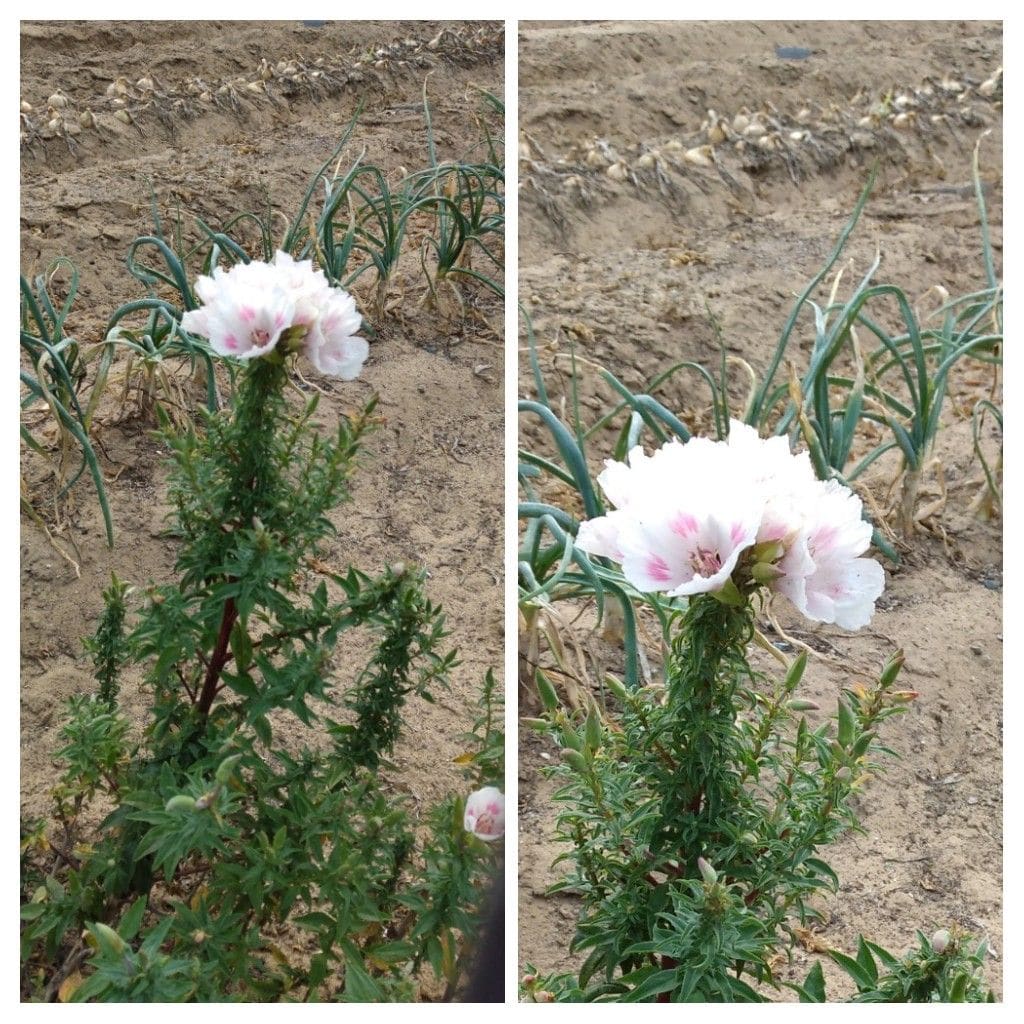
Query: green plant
[
  {"left": 20, "top": 258, "right": 113, "bottom": 546},
  {"left": 794, "top": 929, "right": 994, "bottom": 1002},
  {"left": 21, "top": 292, "right": 499, "bottom": 1001}
]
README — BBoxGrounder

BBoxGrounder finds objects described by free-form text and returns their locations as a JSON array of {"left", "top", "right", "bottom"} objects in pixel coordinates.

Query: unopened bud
[
  {"left": 788, "top": 699, "right": 820, "bottom": 712},
  {"left": 535, "top": 670, "right": 559, "bottom": 713},
  {"left": 192, "top": 929, "right": 208, "bottom": 944},
  {"left": 277, "top": 323, "right": 309, "bottom": 354},
  {"left": 215, "top": 753, "right": 243, "bottom": 785},
  {"left": 834, "top": 767, "right": 853, "bottom": 783},
  {"left": 604, "top": 673, "right": 628, "bottom": 703},
  {"left": 560, "top": 749, "right": 589, "bottom": 774},
  {"left": 880, "top": 649, "right": 905, "bottom": 688},
  {"left": 931, "top": 929, "right": 951, "bottom": 954},
  {"left": 388, "top": 561, "right": 407, "bottom": 577},
  {"left": 521, "top": 717, "right": 548, "bottom": 732},
  {"left": 521, "top": 973, "right": 538, "bottom": 986},
  {"left": 750, "top": 539, "right": 785, "bottom": 564},
  {"left": 535, "top": 991, "right": 555, "bottom": 1003},
  {"left": 584, "top": 704, "right": 603, "bottom": 752},
  {"left": 90, "top": 921, "right": 127, "bottom": 955},
  {"left": 751, "top": 561, "right": 784, "bottom": 585},
  {"left": 165, "top": 795, "right": 197, "bottom": 814},
  {"left": 890, "top": 690, "right": 920, "bottom": 703},
  {"left": 697, "top": 857, "right": 718, "bottom": 884}
]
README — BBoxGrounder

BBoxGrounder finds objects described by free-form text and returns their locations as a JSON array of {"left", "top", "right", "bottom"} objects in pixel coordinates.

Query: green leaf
[
  {"left": 342, "top": 955, "right": 384, "bottom": 1002},
  {"left": 829, "top": 949, "right": 875, "bottom": 991},
  {"left": 799, "top": 961, "right": 826, "bottom": 1002},
  {"left": 229, "top": 619, "right": 253, "bottom": 672},
  {"left": 119, "top": 896, "right": 148, "bottom": 941},
  {"left": 294, "top": 911, "right": 336, "bottom": 933},
  {"left": 855, "top": 935, "right": 878, "bottom": 985},
  {"left": 622, "top": 969, "right": 678, "bottom": 1002},
  {"left": 252, "top": 715, "right": 272, "bottom": 747},
  {"left": 804, "top": 857, "right": 840, "bottom": 892}
]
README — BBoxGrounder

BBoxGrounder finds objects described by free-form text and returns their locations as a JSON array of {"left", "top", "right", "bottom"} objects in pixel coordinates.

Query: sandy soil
[
  {"left": 518, "top": 20, "right": 1002, "bottom": 1001},
  {"left": 20, "top": 20, "right": 503, "bottom": 1000}
]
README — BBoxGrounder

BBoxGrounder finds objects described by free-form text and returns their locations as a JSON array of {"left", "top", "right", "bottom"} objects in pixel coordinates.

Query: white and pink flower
[
  {"left": 180, "top": 251, "right": 368, "bottom": 379},
  {"left": 574, "top": 420, "right": 885, "bottom": 629},
  {"left": 464, "top": 786, "right": 505, "bottom": 842}
]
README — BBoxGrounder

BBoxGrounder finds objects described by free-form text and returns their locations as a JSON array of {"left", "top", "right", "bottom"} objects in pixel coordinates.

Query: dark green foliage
[
  {"left": 792, "top": 931, "right": 994, "bottom": 1003},
  {"left": 21, "top": 357, "right": 500, "bottom": 1002},
  {"left": 533, "top": 594, "right": 932, "bottom": 1001},
  {"left": 83, "top": 573, "right": 130, "bottom": 705}
]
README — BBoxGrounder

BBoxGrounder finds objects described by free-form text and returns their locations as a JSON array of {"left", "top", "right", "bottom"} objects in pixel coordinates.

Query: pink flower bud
[{"left": 931, "top": 929, "right": 951, "bottom": 954}]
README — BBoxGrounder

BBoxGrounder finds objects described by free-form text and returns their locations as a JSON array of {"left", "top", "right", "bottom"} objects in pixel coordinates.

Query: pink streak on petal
[
  {"left": 239, "top": 306, "right": 255, "bottom": 323},
  {"left": 670, "top": 512, "right": 699, "bottom": 537},
  {"left": 730, "top": 521, "right": 745, "bottom": 545},
  {"left": 225, "top": 335, "right": 239, "bottom": 351},
  {"left": 646, "top": 555, "right": 673, "bottom": 583}
]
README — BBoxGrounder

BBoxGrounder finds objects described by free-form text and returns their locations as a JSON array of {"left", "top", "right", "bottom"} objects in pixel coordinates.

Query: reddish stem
[
  {"left": 196, "top": 596, "right": 238, "bottom": 718},
  {"left": 658, "top": 956, "right": 678, "bottom": 1002}
]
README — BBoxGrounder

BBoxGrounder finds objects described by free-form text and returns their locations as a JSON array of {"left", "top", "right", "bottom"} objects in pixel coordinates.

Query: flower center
[
  {"left": 252, "top": 328, "right": 271, "bottom": 347},
  {"left": 691, "top": 546, "right": 722, "bottom": 577},
  {"left": 474, "top": 812, "right": 498, "bottom": 835}
]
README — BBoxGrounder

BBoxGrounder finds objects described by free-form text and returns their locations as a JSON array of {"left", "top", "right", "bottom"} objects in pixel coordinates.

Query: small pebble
[
  {"left": 967, "top": 796, "right": 979, "bottom": 805},
  {"left": 971, "top": 643, "right": 983, "bottom": 655}
]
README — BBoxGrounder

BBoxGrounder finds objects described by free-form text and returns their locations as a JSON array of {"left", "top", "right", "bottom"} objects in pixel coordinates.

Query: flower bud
[
  {"left": 890, "top": 690, "right": 920, "bottom": 703},
  {"left": 194, "top": 791, "right": 217, "bottom": 811},
  {"left": 931, "top": 928, "right": 951, "bottom": 954},
  {"left": 584, "top": 704, "right": 603, "bottom": 752},
  {"left": 277, "top": 323, "right": 309, "bottom": 355},
  {"left": 215, "top": 753, "right": 243, "bottom": 785},
  {"left": 535, "top": 669, "right": 559, "bottom": 713},
  {"left": 751, "top": 561, "right": 784, "bottom": 585},
  {"left": 90, "top": 922, "right": 127, "bottom": 955},
  {"left": 521, "top": 973, "right": 538, "bottom": 986},
  {"left": 787, "top": 699, "right": 821, "bottom": 712},
  {"left": 834, "top": 767, "right": 853, "bottom": 784},
  {"left": 165, "top": 795, "right": 197, "bottom": 814},
  {"left": 880, "top": 649, "right": 905, "bottom": 689},
  {"left": 535, "top": 991, "right": 555, "bottom": 1003},
  {"left": 697, "top": 857, "right": 718, "bottom": 884},
  {"left": 560, "top": 749, "right": 589, "bottom": 774},
  {"left": 604, "top": 673, "right": 628, "bottom": 703},
  {"left": 750, "top": 539, "right": 785, "bottom": 564}
]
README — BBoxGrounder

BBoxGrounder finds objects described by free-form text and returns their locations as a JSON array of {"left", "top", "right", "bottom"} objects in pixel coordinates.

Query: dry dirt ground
[
  {"left": 20, "top": 20, "right": 503, "bottom": 999},
  {"left": 518, "top": 21, "right": 1002, "bottom": 1001}
]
